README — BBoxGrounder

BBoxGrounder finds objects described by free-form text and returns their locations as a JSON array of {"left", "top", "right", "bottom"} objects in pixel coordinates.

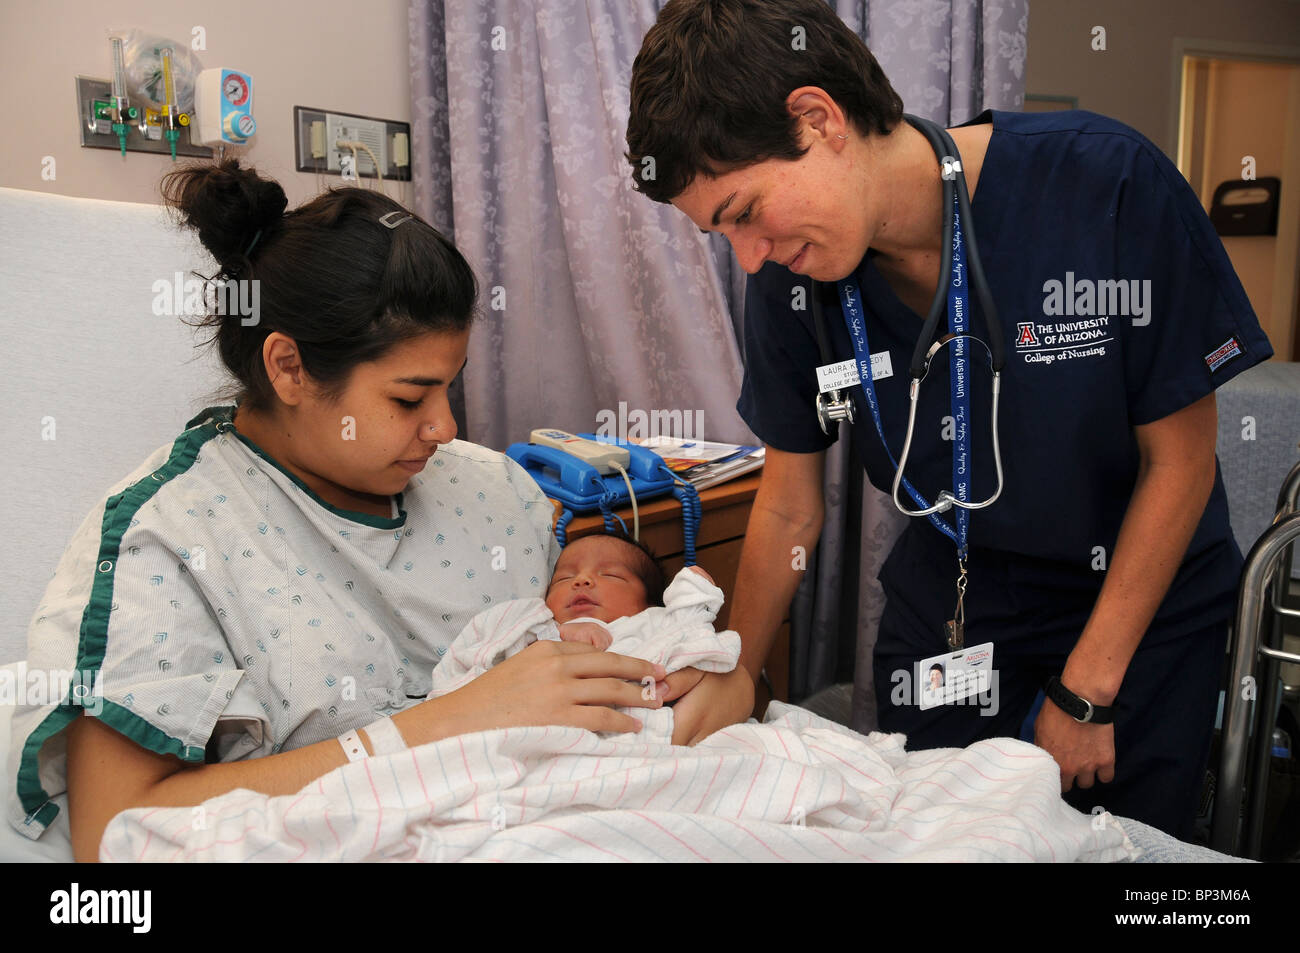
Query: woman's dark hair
[
  {"left": 161, "top": 158, "right": 477, "bottom": 411},
  {"left": 626, "top": 0, "right": 904, "bottom": 203}
]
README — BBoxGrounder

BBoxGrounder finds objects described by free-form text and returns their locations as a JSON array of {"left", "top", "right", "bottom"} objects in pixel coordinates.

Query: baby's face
[{"left": 546, "top": 536, "right": 648, "bottom": 624}]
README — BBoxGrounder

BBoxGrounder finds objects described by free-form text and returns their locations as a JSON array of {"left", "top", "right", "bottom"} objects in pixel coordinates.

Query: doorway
[{"left": 1177, "top": 49, "right": 1300, "bottom": 361}]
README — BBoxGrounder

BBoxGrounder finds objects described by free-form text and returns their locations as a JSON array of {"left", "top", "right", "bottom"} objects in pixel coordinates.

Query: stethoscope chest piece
[{"left": 815, "top": 389, "right": 855, "bottom": 435}]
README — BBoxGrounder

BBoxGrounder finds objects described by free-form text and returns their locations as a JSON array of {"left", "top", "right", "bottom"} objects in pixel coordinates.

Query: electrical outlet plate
[{"left": 294, "top": 106, "right": 411, "bottom": 181}]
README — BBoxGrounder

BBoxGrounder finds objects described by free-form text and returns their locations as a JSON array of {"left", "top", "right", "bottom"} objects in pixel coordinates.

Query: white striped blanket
[{"left": 99, "top": 703, "right": 1137, "bottom": 862}]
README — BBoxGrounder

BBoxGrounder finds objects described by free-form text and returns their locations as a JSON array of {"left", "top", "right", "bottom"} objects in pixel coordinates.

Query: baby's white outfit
[{"left": 427, "top": 568, "right": 741, "bottom": 744}]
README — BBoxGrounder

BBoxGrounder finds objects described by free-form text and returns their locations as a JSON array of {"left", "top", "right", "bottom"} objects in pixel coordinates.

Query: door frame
[
  {"left": 1169, "top": 38, "right": 1300, "bottom": 161},
  {"left": 1171, "top": 38, "right": 1300, "bottom": 362}
]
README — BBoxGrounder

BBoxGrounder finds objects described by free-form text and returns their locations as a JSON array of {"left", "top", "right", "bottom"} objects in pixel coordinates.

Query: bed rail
[{"left": 1212, "top": 459, "right": 1300, "bottom": 857}]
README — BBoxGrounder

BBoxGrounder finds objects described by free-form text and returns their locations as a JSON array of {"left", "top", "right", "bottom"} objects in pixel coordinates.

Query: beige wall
[
  {"left": 10, "top": 0, "right": 1299, "bottom": 204},
  {"left": 1026, "top": 0, "right": 1300, "bottom": 156},
  {"left": 0, "top": 0, "right": 411, "bottom": 208}
]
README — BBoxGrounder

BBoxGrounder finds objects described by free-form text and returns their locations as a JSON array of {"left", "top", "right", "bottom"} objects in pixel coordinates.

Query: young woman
[{"left": 8, "top": 160, "right": 665, "bottom": 861}]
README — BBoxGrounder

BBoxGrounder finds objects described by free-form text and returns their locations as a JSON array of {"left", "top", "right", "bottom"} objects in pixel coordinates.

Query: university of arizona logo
[{"left": 1016, "top": 322, "right": 1039, "bottom": 347}]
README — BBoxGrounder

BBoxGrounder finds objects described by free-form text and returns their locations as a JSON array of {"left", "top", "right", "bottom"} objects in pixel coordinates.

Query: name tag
[
  {"left": 870, "top": 351, "right": 894, "bottom": 382},
  {"left": 816, "top": 352, "right": 892, "bottom": 394},
  {"left": 916, "top": 642, "right": 994, "bottom": 710}
]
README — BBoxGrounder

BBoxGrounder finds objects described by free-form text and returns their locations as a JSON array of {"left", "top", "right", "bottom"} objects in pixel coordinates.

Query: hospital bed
[
  {"left": 0, "top": 185, "right": 1253, "bottom": 862},
  {"left": 0, "top": 662, "right": 1244, "bottom": 862}
]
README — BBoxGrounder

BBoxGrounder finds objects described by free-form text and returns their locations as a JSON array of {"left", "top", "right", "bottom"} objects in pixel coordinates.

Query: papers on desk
[{"left": 638, "top": 436, "right": 765, "bottom": 490}]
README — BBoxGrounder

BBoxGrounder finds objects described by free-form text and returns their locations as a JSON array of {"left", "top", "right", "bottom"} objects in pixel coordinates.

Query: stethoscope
[
  {"left": 808, "top": 114, "right": 1007, "bottom": 648},
  {"left": 811, "top": 113, "right": 1006, "bottom": 523}
]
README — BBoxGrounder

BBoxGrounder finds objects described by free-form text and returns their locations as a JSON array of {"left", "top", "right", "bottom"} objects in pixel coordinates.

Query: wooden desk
[{"left": 557, "top": 472, "right": 789, "bottom": 717}]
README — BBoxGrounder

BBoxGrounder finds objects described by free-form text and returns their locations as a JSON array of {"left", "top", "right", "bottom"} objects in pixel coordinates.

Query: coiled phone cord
[
  {"left": 554, "top": 507, "right": 575, "bottom": 549},
  {"left": 671, "top": 477, "right": 701, "bottom": 567}
]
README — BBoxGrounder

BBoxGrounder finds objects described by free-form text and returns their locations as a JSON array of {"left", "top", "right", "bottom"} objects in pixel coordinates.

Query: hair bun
[{"left": 162, "top": 157, "right": 287, "bottom": 271}]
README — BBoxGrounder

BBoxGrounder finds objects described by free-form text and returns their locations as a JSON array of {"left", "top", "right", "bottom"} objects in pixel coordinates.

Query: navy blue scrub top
[{"left": 737, "top": 109, "right": 1273, "bottom": 636}]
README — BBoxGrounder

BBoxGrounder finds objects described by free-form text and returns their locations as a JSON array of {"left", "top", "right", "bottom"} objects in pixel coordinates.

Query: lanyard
[{"left": 836, "top": 187, "right": 972, "bottom": 560}]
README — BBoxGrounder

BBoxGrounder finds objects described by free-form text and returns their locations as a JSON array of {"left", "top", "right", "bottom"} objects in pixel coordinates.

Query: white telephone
[{"left": 528, "top": 429, "right": 630, "bottom": 475}]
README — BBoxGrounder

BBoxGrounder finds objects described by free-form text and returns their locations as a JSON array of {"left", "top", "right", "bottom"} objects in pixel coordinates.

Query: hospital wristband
[
  {"left": 362, "top": 716, "right": 408, "bottom": 756},
  {"left": 337, "top": 729, "right": 368, "bottom": 762},
  {"left": 562, "top": 616, "right": 612, "bottom": 631}
]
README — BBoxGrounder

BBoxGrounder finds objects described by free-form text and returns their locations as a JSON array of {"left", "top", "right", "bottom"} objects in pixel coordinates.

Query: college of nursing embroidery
[{"left": 1013, "top": 316, "right": 1114, "bottom": 366}]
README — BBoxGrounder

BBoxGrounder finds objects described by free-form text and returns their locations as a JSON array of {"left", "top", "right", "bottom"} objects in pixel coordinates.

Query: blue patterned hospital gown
[{"left": 8, "top": 405, "right": 558, "bottom": 840}]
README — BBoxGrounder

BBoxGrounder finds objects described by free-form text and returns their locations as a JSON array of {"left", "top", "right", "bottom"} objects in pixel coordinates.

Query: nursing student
[
  {"left": 7, "top": 161, "right": 666, "bottom": 862},
  {"left": 625, "top": 0, "right": 1272, "bottom": 837}
]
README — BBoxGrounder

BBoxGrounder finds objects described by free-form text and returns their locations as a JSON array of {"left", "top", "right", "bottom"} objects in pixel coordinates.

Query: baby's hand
[
  {"left": 687, "top": 565, "right": 715, "bottom": 585},
  {"left": 557, "top": 620, "right": 613, "bottom": 650}
]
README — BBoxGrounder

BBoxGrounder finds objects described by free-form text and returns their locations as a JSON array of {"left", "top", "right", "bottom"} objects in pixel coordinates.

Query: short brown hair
[{"left": 625, "top": 0, "right": 903, "bottom": 203}]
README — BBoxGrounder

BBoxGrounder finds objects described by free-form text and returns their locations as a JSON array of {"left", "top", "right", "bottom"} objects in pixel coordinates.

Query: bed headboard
[{"left": 0, "top": 187, "right": 227, "bottom": 663}]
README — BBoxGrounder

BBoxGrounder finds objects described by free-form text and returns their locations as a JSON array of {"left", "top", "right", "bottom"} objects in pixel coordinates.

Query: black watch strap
[{"left": 1045, "top": 676, "right": 1114, "bottom": 724}]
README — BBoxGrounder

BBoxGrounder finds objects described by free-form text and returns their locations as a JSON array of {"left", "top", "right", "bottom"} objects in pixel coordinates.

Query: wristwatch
[{"left": 1045, "top": 676, "right": 1114, "bottom": 724}]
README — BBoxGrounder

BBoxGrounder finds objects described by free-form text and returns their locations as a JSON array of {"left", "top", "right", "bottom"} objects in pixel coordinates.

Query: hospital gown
[
  {"left": 8, "top": 405, "right": 558, "bottom": 841},
  {"left": 427, "top": 567, "right": 742, "bottom": 744}
]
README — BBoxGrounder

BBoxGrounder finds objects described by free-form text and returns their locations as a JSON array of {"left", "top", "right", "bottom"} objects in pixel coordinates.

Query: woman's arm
[
  {"left": 728, "top": 446, "right": 827, "bottom": 681},
  {"left": 67, "top": 712, "right": 366, "bottom": 862},
  {"left": 1033, "top": 392, "right": 1219, "bottom": 789},
  {"left": 68, "top": 640, "right": 666, "bottom": 861}
]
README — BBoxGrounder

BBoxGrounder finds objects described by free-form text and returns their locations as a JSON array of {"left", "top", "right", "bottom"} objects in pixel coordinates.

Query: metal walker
[{"left": 1212, "top": 460, "right": 1300, "bottom": 857}]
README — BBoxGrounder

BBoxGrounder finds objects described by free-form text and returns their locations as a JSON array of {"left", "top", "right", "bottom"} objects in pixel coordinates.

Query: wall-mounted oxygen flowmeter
[
  {"left": 78, "top": 32, "right": 211, "bottom": 159},
  {"left": 193, "top": 68, "right": 256, "bottom": 146},
  {"left": 107, "top": 35, "right": 137, "bottom": 155}
]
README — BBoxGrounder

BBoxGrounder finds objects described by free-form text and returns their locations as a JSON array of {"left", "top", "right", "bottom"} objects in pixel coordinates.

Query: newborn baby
[
  {"left": 426, "top": 533, "right": 741, "bottom": 743},
  {"left": 547, "top": 533, "right": 712, "bottom": 650}
]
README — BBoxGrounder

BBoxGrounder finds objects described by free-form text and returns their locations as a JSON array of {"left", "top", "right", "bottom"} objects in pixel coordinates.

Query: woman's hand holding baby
[
  {"left": 554, "top": 622, "right": 668, "bottom": 697},
  {"left": 402, "top": 640, "right": 665, "bottom": 740}
]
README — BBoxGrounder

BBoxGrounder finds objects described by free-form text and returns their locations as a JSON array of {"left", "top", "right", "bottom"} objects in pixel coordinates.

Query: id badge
[
  {"left": 916, "top": 642, "right": 993, "bottom": 710},
  {"left": 816, "top": 359, "right": 859, "bottom": 394},
  {"left": 815, "top": 353, "right": 893, "bottom": 394}
]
